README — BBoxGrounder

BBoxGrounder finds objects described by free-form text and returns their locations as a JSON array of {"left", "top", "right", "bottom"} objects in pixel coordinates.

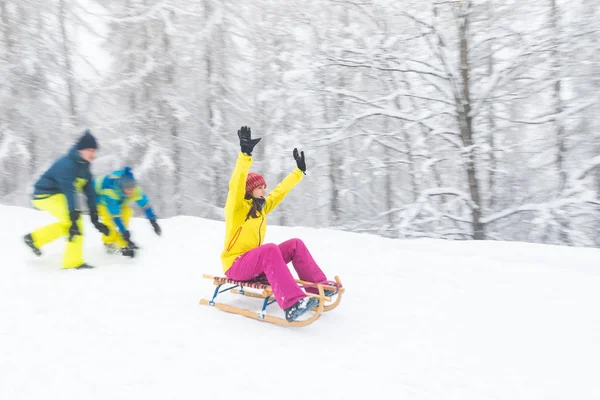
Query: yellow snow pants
[
  {"left": 98, "top": 204, "right": 133, "bottom": 248},
  {"left": 30, "top": 194, "right": 84, "bottom": 269}
]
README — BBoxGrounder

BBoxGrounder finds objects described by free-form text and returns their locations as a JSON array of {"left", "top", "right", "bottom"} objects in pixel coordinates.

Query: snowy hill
[{"left": 2, "top": 204, "right": 600, "bottom": 400}]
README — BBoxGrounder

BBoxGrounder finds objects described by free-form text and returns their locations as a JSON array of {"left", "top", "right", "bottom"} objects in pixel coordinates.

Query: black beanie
[{"left": 76, "top": 130, "right": 98, "bottom": 150}]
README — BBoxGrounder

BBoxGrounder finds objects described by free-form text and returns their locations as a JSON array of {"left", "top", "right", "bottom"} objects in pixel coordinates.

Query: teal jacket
[
  {"left": 93, "top": 168, "right": 156, "bottom": 233},
  {"left": 33, "top": 146, "right": 97, "bottom": 214}
]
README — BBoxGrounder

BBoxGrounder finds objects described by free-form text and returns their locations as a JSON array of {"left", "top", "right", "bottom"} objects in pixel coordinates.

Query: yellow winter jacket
[{"left": 220, "top": 152, "right": 304, "bottom": 273}]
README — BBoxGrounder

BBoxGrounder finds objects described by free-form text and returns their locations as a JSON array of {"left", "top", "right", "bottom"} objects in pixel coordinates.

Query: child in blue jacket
[{"left": 94, "top": 167, "right": 161, "bottom": 257}]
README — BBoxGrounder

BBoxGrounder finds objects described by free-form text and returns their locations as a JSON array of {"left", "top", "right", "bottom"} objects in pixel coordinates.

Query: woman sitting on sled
[{"left": 220, "top": 126, "right": 333, "bottom": 322}]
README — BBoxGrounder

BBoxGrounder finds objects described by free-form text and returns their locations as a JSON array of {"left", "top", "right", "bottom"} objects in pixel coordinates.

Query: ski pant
[
  {"left": 225, "top": 238, "right": 327, "bottom": 310},
  {"left": 98, "top": 204, "right": 133, "bottom": 248},
  {"left": 30, "top": 194, "right": 84, "bottom": 269}
]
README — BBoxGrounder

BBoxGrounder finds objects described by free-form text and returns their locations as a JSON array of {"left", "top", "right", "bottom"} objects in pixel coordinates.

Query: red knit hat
[{"left": 246, "top": 172, "right": 267, "bottom": 194}]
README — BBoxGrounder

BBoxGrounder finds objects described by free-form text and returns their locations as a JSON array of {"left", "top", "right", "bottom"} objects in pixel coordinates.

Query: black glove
[
  {"left": 90, "top": 211, "right": 99, "bottom": 225},
  {"left": 90, "top": 211, "right": 110, "bottom": 236},
  {"left": 238, "top": 126, "right": 261, "bottom": 156},
  {"left": 68, "top": 211, "right": 81, "bottom": 242},
  {"left": 122, "top": 230, "right": 138, "bottom": 249},
  {"left": 253, "top": 197, "right": 266, "bottom": 212},
  {"left": 293, "top": 148, "right": 306, "bottom": 174},
  {"left": 150, "top": 220, "right": 161, "bottom": 236}
]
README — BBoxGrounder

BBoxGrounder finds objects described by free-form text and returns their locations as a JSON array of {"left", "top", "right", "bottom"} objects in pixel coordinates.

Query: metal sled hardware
[{"left": 199, "top": 274, "right": 344, "bottom": 327}]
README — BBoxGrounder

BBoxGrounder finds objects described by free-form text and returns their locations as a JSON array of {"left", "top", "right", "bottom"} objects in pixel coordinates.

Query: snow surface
[{"left": 2, "top": 204, "right": 600, "bottom": 400}]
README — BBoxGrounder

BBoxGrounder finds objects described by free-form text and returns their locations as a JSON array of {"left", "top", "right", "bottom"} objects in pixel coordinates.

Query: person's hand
[
  {"left": 94, "top": 221, "right": 109, "bottom": 236},
  {"left": 150, "top": 220, "right": 161, "bottom": 236},
  {"left": 90, "top": 211, "right": 110, "bottom": 236},
  {"left": 68, "top": 211, "right": 81, "bottom": 242},
  {"left": 293, "top": 148, "right": 306, "bottom": 174},
  {"left": 122, "top": 230, "right": 138, "bottom": 249},
  {"left": 238, "top": 126, "right": 261, "bottom": 156}
]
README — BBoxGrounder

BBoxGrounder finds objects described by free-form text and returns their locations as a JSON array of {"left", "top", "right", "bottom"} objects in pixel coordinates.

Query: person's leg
[
  {"left": 98, "top": 204, "right": 122, "bottom": 247},
  {"left": 119, "top": 205, "right": 134, "bottom": 248},
  {"left": 226, "top": 244, "right": 305, "bottom": 309},
  {"left": 62, "top": 214, "right": 84, "bottom": 269},
  {"left": 30, "top": 195, "right": 70, "bottom": 248},
  {"left": 278, "top": 238, "right": 327, "bottom": 294},
  {"left": 32, "top": 194, "right": 84, "bottom": 269}
]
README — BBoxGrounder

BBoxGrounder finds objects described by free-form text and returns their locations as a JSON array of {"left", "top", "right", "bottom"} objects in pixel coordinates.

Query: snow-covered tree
[{"left": 1, "top": 0, "right": 599, "bottom": 248}]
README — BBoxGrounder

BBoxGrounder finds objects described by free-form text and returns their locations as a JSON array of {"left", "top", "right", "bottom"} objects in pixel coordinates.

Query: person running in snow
[
  {"left": 94, "top": 166, "right": 161, "bottom": 258},
  {"left": 23, "top": 130, "right": 110, "bottom": 269},
  {"left": 220, "top": 125, "right": 332, "bottom": 322}
]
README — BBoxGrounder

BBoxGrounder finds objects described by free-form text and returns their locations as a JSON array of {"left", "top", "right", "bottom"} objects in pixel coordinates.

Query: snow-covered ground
[{"left": 2, "top": 204, "right": 600, "bottom": 400}]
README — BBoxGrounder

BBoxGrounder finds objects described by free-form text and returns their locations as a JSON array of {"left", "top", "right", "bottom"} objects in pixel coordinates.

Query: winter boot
[
  {"left": 120, "top": 246, "right": 135, "bottom": 258},
  {"left": 308, "top": 284, "right": 339, "bottom": 308},
  {"left": 24, "top": 234, "right": 41, "bottom": 256},
  {"left": 74, "top": 263, "right": 94, "bottom": 269},
  {"left": 284, "top": 297, "right": 319, "bottom": 322},
  {"left": 324, "top": 284, "right": 339, "bottom": 298}
]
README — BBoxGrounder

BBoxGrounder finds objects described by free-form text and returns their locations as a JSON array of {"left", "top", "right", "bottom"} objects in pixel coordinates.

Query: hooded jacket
[
  {"left": 33, "top": 146, "right": 97, "bottom": 214},
  {"left": 220, "top": 152, "right": 303, "bottom": 272},
  {"left": 94, "top": 167, "right": 156, "bottom": 233}
]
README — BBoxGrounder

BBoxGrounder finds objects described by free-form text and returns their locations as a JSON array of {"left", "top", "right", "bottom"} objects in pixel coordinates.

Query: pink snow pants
[{"left": 225, "top": 238, "right": 327, "bottom": 310}]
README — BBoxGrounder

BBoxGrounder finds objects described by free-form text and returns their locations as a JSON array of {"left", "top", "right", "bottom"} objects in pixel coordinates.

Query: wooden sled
[
  {"left": 299, "top": 276, "right": 344, "bottom": 312},
  {"left": 199, "top": 274, "right": 344, "bottom": 327},
  {"left": 230, "top": 275, "right": 345, "bottom": 312}
]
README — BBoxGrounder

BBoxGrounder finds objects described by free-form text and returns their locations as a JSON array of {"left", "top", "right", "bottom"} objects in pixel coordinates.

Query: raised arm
[
  {"left": 264, "top": 148, "right": 307, "bottom": 214},
  {"left": 224, "top": 126, "right": 262, "bottom": 217},
  {"left": 264, "top": 168, "right": 304, "bottom": 214},
  {"left": 225, "top": 153, "right": 253, "bottom": 213}
]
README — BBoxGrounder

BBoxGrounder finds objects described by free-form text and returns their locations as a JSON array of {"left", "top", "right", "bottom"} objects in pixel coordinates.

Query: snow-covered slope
[{"left": 2, "top": 204, "right": 600, "bottom": 400}]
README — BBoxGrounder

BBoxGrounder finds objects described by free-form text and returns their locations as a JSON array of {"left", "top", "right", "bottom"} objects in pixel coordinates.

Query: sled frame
[
  {"left": 199, "top": 274, "right": 332, "bottom": 327},
  {"left": 229, "top": 275, "right": 344, "bottom": 312}
]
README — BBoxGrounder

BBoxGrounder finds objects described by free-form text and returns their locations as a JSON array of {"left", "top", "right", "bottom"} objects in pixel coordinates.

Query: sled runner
[{"left": 199, "top": 274, "right": 344, "bottom": 327}]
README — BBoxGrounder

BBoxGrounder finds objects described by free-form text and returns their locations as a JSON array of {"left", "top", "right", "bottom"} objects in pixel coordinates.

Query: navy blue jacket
[{"left": 33, "top": 146, "right": 97, "bottom": 214}]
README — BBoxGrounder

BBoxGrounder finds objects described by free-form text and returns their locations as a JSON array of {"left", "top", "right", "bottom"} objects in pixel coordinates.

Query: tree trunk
[
  {"left": 0, "top": 0, "right": 14, "bottom": 195},
  {"left": 204, "top": 0, "right": 227, "bottom": 214},
  {"left": 550, "top": 0, "right": 572, "bottom": 245},
  {"left": 551, "top": 0, "right": 567, "bottom": 192},
  {"left": 486, "top": 0, "right": 497, "bottom": 211},
  {"left": 58, "top": 0, "right": 78, "bottom": 124},
  {"left": 457, "top": 2, "right": 484, "bottom": 239},
  {"left": 163, "top": 10, "right": 182, "bottom": 215}
]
